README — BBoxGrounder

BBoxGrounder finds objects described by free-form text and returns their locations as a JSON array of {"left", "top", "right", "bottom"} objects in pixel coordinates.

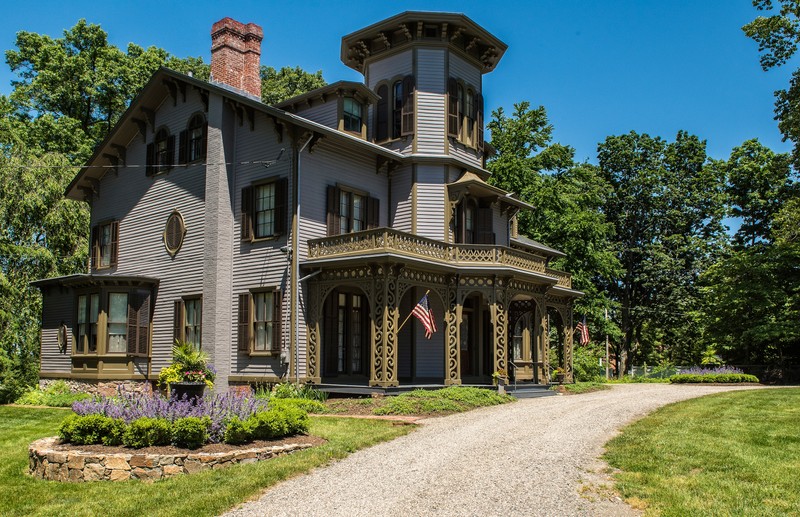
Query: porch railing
[{"left": 307, "top": 228, "right": 571, "bottom": 288}]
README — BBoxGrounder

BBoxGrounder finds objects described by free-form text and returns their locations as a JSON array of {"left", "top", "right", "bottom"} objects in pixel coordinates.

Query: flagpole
[{"left": 397, "top": 289, "right": 430, "bottom": 333}]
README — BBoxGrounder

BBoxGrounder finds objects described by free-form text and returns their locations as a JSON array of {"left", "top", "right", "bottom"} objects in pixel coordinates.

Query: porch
[{"left": 302, "top": 228, "right": 582, "bottom": 389}]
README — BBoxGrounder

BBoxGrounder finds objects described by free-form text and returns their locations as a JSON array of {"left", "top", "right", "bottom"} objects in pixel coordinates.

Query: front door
[{"left": 323, "top": 290, "right": 368, "bottom": 379}]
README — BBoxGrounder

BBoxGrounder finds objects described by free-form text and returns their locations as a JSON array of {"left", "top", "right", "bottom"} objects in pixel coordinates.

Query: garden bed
[{"left": 29, "top": 434, "right": 323, "bottom": 482}]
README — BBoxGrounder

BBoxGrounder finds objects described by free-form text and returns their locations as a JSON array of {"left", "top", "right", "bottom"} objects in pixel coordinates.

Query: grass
[
  {"left": 0, "top": 406, "right": 413, "bottom": 516},
  {"left": 604, "top": 388, "right": 800, "bottom": 516},
  {"left": 555, "top": 381, "right": 610, "bottom": 394},
  {"left": 373, "top": 386, "right": 514, "bottom": 415}
]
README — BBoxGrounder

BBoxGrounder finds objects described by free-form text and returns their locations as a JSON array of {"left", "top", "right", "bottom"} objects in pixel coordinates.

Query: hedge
[{"left": 669, "top": 373, "right": 760, "bottom": 384}]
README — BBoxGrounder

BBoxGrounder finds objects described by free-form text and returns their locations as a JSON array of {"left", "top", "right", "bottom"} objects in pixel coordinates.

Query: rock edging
[{"left": 29, "top": 437, "right": 313, "bottom": 482}]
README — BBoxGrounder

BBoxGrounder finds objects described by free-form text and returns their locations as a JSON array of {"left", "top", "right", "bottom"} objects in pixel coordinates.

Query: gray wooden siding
[
  {"left": 413, "top": 287, "right": 445, "bottom": 379},
  {"left": 397, "top": 293, "right": 413, "bottom": 378},
  {"left": 416, "top": 49, "right": 446, "bottom": 155},
  {"left": 391, "top": 164, "right": 413, "bottom": 232},
  {"left": 414, "top": 165, "right": 446, "bottom": 240},
  {"left": 39, "top": 287, "right": 73, "bottom": 374},
  {"left": 230, "top": 109, "right": 293, "bottom": 377},
  {"left": 290, "top": 102, "right": 338, "bottom": 130},
  {"left": 366, "top": 50, "right": 413, "bottom": 89},
  {"left": 91, "top": 89, "right": 208, "bottom": 372},
  {"left": 493, "top": 203, "right": 508, "bottom": 246},
  {"left": 449, "top": 53, "right": 481, "bottom": 91}
]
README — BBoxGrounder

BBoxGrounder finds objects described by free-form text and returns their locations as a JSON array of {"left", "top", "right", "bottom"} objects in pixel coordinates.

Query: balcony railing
[{"left": 307, "top": 228, "right": 572, "bottom": 289}]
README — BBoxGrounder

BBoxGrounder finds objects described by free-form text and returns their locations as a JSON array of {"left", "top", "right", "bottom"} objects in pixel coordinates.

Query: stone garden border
[{"left": 29, "top": 437, "right": 313, "bottom": 482}]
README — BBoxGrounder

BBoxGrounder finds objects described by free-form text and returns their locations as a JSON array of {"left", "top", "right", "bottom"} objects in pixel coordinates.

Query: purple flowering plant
[
  {"left": 72, "top": 388, "right": 270, "bottom": 442},
  {"left": 681, "top": 366, "right": 743, "bottom": 375}
]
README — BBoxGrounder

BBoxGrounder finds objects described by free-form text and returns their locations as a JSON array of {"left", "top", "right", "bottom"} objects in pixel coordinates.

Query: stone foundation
[
  {"left": 39, "top": 379, "right": 154, "bottom": 397},
  {"left": 29, "top": 437, "right": 312, "bottom": 482}
]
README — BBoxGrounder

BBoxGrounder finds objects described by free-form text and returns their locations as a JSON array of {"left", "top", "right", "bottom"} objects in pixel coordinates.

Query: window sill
[
  {"left": 247, "top": 351, "right": 280, "bottom": 357},
  {"left": 71, "top": 353, "right": 148, "bottom": 358}
]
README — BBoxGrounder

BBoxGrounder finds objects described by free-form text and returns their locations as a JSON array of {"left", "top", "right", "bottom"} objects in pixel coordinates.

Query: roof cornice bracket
[
  {"left": 110, "top": 144, "right": 127, "bottom": 166},
  {"left": 131, "top": 118, "right": 147, "bottom": 142},
  {"left": 139, "top": 107, "right": 156, "bottom": 131},
  {"left": 268, "top": 115, "right": 284, "bottom": 143},
  {"left": 163, "top": 79, "right": 178, "bottom": 106}
]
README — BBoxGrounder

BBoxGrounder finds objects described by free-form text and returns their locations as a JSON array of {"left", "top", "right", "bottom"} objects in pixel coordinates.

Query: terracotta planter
[{"left": 171, "top": 382, "right": 206, "bottom": 403}]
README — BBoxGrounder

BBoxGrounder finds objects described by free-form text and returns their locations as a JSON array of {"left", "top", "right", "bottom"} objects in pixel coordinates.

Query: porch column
[
  {"left": 305, "top": 281, "right": 322, "bottom": 384},
  {"left": 370, "top": 265, "right": 399, "bottom": 387},
  {"left": 490, "top": 283, "right": 508, "bottom": 377},
  {"left": 444, "top": 278, "right": 461, "bottom": 385},
  {"left": 541, "top": 297, "right": 550, "bottom": 383}
]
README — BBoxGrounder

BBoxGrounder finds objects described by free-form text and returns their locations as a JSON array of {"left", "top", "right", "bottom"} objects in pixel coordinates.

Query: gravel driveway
[{"left": 223, "top": 384, "right": 764, "bottom": 517}]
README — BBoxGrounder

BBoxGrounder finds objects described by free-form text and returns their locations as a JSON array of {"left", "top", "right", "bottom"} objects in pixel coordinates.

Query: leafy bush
[
  {"left": 670, "top": 373, "right": 760, "bottom": 384},
  {"left": 268, "top": 397, "right": 327, "bottom": 414},
  {"left": 122, "top": 417, "right": 172, "bottom": 448},
  {"left": 573, "top": 344, "right": 606, "bottom": 381},
  {"left": 249, "top": 406, "right": 309, "bottom": 440},
  {"left": 15, "top": 381, "right": 91, "bottom": 407},
  {"left": 223, "top": 416, "right": 253, "bottom": 445},
  {"left": 680, "top": 366, "right": 744, "bottom": 375},
  {"left": 59, "top": 414, "right": 127, "bottom": 445},
  {"left": 157, "top": 341, "right": 217, "bottom": 390},
  {"left": 267, "top": 382, "right": 328, "bottom": 402},
  {"left": 172, "top": 416, "right": 210, "bottom": 449}
]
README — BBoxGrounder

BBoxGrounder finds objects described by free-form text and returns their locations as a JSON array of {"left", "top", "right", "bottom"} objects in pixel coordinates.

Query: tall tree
[
  {"left": 744, "top": 0, "right": 800, "bottom": 168},
  {"left": 487, "top": 102, "right": 621, "bottom": 360},
  {"left": 597, "top": 131, "right": 726, "bottom": 369},
  {"left": 261, "top": 66, "right": 326, "bottom": 105}
]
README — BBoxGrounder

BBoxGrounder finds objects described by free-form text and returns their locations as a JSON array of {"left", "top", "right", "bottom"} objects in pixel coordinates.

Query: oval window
[{"left": 164, "top": 210, "right": 186, "bottom": 257}]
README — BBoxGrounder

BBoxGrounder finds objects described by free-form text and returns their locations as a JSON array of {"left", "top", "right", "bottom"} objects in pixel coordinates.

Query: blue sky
[{"left": 0, "top": 0, "right": 793, "bottom": 163}]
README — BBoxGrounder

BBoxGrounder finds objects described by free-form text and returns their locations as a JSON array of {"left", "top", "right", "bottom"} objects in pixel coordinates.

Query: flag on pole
[
  {"left": 576, "top": 315, "right": 590, "bottom": 345},
  {"left": 412, "top": 293, "right": 437, "bottom": 339}
]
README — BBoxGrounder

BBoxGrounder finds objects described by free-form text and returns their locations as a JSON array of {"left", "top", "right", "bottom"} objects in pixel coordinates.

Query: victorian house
[{"left": 33, "top": 12, "right": 582, "bottom": 394}]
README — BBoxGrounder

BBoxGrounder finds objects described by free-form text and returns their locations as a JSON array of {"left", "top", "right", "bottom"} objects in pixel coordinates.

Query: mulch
[{"left": 49, "top": 434, "right": 326, "bottom": 455}]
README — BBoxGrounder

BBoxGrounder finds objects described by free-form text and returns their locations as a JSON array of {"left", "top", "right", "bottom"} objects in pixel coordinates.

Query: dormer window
[
  {"left": 343, "top": 97, "right": 362, "bottom": 133},
  {"left": 455, "top": 198, "right": 494, "bottom": 244},
  {"left": 179, "top": 113, "right": 207, "bottom": 164}
]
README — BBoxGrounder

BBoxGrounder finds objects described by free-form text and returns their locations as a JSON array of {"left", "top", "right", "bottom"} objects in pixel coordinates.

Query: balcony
[{"left": 306, "top": 228, "right": 571, "bottom": 289}]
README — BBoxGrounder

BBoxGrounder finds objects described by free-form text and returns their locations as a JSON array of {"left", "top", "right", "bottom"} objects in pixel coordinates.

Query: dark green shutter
[
  {"left": 241, "top": 186, "right": 253, "bottom": 241},
  {"left": 275, "top": 178, "right": 288, "bottom": 235},
  {"left": 238, "top": 293, "right": 251, "bottom": 352}
]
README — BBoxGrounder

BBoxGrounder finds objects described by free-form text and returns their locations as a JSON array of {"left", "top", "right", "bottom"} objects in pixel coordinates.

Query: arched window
[{"left": 392, "top": 80, "right": 403, "bottom": 138}]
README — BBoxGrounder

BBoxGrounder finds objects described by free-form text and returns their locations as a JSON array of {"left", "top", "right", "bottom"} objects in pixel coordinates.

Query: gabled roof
[
  {"left": 274, "top": 81, "right": 380, "bottom": 111},
  {"left": 66, "top": 68, "right": 404, "bottom": 201},
  {"left": 447, "top": 170, "right": 534, "bottom": 212}
]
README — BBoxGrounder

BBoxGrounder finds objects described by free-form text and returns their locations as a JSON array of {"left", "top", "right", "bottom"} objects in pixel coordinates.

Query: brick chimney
[{"left": 210, "top": 17, "right": 263, "bottom": 100}]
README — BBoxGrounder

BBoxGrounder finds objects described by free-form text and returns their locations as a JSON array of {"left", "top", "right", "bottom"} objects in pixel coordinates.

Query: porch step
[{"left": 503, "top": 384, "right": 557, "bottom": 399}]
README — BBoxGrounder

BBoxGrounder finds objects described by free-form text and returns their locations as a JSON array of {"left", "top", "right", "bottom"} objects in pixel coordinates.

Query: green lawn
[
  {"left": 604, "top": 388, "right": 800, "bottom": 516},
  {"left": 0, "top": 406, "right": 413, "bottom": 516}
]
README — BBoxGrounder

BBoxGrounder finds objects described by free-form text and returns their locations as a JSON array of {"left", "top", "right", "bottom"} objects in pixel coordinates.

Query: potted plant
[
  {"left": 158, "top": 341, "right": 216, "bottom": 402},
  {"left": 553, "top": 367, "right": 566, "bottom": 384},
  {"left": 492, "top": 369, "right": 508, "bottom": 387}
]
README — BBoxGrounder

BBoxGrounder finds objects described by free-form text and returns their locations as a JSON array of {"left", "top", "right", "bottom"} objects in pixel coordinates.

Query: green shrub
[
  {"left": 268, "top": 397, "right": 327, "bottom": 414},
  {"left": 14, "top": 381, "right": 91, "bottom": 407},
  {"left": 373, "top": 387, "right": 514, "bottom": 415},
  {"left": 123, "top": 417, "right": 172, "bottom": 448},
  {"left": 223, "top": 416, "right": 253, "bottom": 445},
  {"left": 248, "top": 406, "right": 309, "bottom": 440},
  {"left": 669, "top": 373, "right": 760, "bottom": 384},
  {"left": 59, "top": 414, "right": 127, "bottom": 445},
  {"left": 172, "top": 416, "right": 210, "bottom": 449},
  {"left": 268, "top": 382, "right": 328, "bottom": 402}
]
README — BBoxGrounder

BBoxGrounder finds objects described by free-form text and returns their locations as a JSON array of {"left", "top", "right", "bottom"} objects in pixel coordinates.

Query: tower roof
[{"left": 341, "top": 11, "right": 507, "bottom": 74}]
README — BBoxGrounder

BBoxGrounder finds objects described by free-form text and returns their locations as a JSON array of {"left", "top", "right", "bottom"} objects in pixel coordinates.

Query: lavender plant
[
  {"left": 72, "top": 388, "right": 270, "bottom": 442},
  {"left": 681, "top": 366, "right": 744, "bottom": 375}
]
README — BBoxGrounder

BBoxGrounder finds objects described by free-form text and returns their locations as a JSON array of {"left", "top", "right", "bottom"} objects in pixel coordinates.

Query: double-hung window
[
  {"left": 326, "top": 185, "right": 379, "bottom": 235},
  {"left": 107, "top": 293, "right": 129, "bottom": 353},
  {"left": 91, "top": 220, "right": 119, "bottom": 270},
  {"left": 173, "top": 297, "right": 202, "bottom": 349},
  {"left": 237, "top": 290, "right": 281, "bottom": 354},
  {"left": 179, "top": 114, "right": 207, "bottom": 164},
  {"left": 76, "top": 294, "right": 99, "bottom": 354},
  {"left": 343, "top": 97, "right": 362, "bottom": 133},
  {"left": 240, "top": 178, "right": 288, "bottom": 241},
  {"left": 147, "top": 128, "right": 175, "bottom": 175}
]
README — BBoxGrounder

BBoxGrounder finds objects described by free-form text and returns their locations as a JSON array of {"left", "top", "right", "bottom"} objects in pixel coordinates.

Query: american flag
[
  {"left": 576, "top": 315, "right": 590, "bottom": 345},
  {"left": 412, "top": 293, "right": 437, "bottom": 339}
]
